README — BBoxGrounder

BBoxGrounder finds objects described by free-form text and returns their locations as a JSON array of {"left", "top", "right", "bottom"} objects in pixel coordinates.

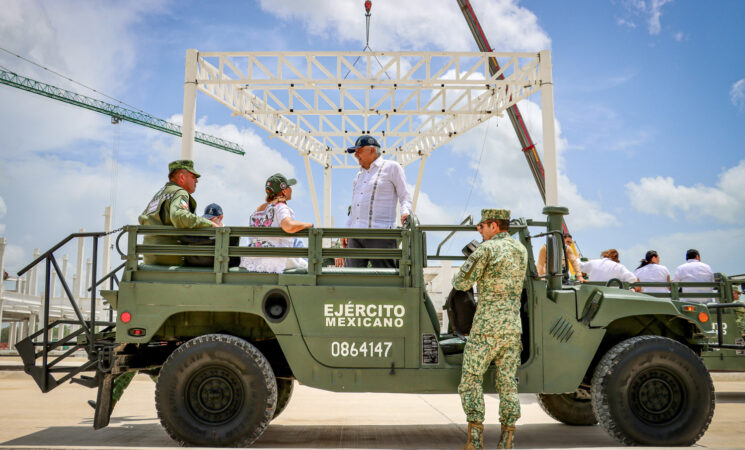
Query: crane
[
  {"left": 0, "top": 68, "right": 245, "bottom": 155},
  {"left": 457, "top": 0, "right": 573, "bottom": 235}
]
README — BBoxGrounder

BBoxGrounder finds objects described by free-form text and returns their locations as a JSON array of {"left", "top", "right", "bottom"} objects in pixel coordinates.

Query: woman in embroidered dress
[{"left": 240, "top": 173, "right": 314, "bottom": 273}]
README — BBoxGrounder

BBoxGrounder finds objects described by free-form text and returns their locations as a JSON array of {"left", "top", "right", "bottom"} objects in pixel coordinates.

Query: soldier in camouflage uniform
[
  {"left": 89, "top": 160, "right": 215, "bottom": 413},
  {"left": 138, "top": 160, "right": 216, "bottom": 265},
  {"left": 452, "top": 209, "right": 528, "bottom": 450},
  {"left": 734, "top": 286, "right": 745, "bottom": 339}
]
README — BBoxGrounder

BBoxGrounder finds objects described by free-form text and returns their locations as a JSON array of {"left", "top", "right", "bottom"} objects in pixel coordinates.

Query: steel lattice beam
[
  {"left": 181, "top": 49, "right": 558, "bottom": 225},
  {"left": 193, "top": 51, "right": 544, "bottom": 168}
]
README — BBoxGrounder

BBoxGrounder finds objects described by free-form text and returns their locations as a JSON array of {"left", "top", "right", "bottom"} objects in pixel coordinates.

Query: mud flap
[{"left": 93, "top": 372, "right": 115, "bottom": 430}]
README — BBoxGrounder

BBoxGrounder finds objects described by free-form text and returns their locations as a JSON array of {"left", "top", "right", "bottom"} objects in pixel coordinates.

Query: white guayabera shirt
[
  {"left": 346, "top": 156, "right": 412, "bottom": 229},
  {"left": 579, "top": 258, "right": 637, "bottom": 283},
  {"left": 634, "top": 263, "right": 671, "bottom": 293},
  {"left": 673, "top": 259, "right": 715, "bottom": 303}
]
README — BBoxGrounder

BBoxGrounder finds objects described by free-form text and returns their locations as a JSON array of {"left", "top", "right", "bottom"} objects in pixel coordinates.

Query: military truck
[{"left": 16, "top": 206, "right": 742, "bottom": 447}]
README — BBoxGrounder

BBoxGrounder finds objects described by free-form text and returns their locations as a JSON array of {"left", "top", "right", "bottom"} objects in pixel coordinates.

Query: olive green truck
[{"left": 16, "top": 206, "right": 745, "bottom": 447}]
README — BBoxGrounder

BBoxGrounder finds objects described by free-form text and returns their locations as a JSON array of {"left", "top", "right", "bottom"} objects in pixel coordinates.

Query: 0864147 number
[{"left": 330, "top": 341, "right": 392, "bottom": 358}]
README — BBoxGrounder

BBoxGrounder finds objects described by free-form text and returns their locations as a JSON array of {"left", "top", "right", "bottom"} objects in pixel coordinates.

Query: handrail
[
  {"left": 126, "top": 224, "right": 415, "bottom": 284},
  {"left": 89, "top": 262, "right": 126, "bottom": 291},
  {"left": 17, "top": 231, "right": 110, "bottom": 276},
  {"left": 434, "top": 215, "right": 473, "bottom": 257}
]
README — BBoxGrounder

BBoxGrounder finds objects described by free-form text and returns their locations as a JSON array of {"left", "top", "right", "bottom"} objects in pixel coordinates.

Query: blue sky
[{"left": 0, "top": 0, "right": 743, "bottom": 278}]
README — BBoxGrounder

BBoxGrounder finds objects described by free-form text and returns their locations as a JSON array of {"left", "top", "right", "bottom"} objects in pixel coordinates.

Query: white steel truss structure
[{"left": 180, "top": 50, "right": 559, "bottom": 226}]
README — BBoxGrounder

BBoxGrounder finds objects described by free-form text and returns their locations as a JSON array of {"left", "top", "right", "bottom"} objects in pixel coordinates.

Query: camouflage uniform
[
  {"left": 98, "top": 161, "right": 207, "bottom": 410},
  {"left": 138, "top": 160, "right": 213, "bottom": 265},
  {"left": 452, "top": 209, "right": 527, "bottom": 445},
  {"left": 735, "top": 301, "right": 745, "bottom": 339}
]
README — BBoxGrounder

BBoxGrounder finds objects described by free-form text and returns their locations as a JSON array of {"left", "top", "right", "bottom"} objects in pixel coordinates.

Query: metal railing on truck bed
[
  {"left": 123, "top": 223, "right": 427, "bottom": 288},
  {"left": 584, "top": 275, "right": 745, "bottom": 350}
]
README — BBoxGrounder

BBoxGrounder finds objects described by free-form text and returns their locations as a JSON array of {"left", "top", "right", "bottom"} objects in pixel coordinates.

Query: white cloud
[
  {"left": 410, "top": 185, "right": 454, "bottom": 224},
  {"left": 616, "top": 0, "right": 673, "bottom": 35},
  {"left": 625, "top": 160, "right": 745, "bottom": 223},
  {"left": 620, "top": 227, "right": 745, "bottom": 275},
  {"left": 0, "top": 195, "right": 6, "bottom": 235},
  {"left": 0, "top": 118, "right": 297, "bottom": 272},
  {"left": 673, "top": 31, "right": 684, "bottom": 42},
  {"left": 0, "top": 0, "right": 167, "bottom": 152},
  {"left": 258, "top": 0, "right": 550, "bottom": 52},
  {"left": 647, "top": 0, "right": 672, "bottom": 34},
  {"left": 450, "top": 100, "right": 616, "bottom": 231},
  {"left": 3, "top": 244, "right": 26, "bottom": 273},
  {"left": 730, "top": 79, "right": 745, "bottom": 110}
]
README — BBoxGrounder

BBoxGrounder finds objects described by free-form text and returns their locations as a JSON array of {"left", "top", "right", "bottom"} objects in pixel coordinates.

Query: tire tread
[
  {"left": 155, "top": 333, "right": 277, "bottom": 447},
  {"left": 591, "top": 335, "right": 714, "bottom": 446}
]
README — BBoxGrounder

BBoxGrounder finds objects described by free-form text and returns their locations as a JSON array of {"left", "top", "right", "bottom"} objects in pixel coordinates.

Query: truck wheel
[
  {"left": 537, "top": 387, "right": 597, "bottom": 426},
  {"left": 273, "top": 378, "right": 294, "bottom": 419},
  {"left": 591, "top": 335, "right": 714, "bottom": 446},
  {"left": 155, "top": 334, "right": 277, "bottom": 447}
]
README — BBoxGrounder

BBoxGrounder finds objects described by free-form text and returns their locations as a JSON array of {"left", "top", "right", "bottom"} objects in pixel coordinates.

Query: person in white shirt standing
[
  {"left": 673, "top": 249, "right": 714, "bottom": 303},
  {"left": 579, "top": 249, "right": 640, "bottom": 290},
  {"left": 338, "top": 135, "right": 412, "bottom": 268},
  {"left": 633, "top": 250, "right": 671, "bottom": 293}
]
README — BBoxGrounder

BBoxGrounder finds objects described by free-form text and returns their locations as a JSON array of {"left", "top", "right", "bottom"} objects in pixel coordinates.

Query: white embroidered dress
[{"left": 240, "top": 202, "right": 307, "bottom": 273}]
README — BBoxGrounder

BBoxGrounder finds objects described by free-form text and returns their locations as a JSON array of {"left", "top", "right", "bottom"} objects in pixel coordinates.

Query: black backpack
[{"left": 445, "top": 287, "right": 477, "bottom": 337}]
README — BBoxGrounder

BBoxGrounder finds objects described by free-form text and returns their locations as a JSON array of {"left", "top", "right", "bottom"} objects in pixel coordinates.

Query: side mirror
[{"left": 546, "top": 234, "right": 563, "bottom": 276}]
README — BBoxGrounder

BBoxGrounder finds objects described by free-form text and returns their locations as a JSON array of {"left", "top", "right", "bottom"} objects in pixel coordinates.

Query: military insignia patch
[{"left": 180, "top": 198, "right": 188, "bottom": 210}]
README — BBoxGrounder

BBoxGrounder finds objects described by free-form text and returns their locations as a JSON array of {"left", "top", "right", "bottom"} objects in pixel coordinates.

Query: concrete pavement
[{"left": 1, "top": 369, "right": 744, "bottom": 449}]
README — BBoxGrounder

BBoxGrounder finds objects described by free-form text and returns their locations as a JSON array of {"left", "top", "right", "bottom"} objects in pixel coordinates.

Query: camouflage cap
[
  {"left": 478, "top": 208, "right": 510, "bottom": 224},
  {"left": 168, "top": 160, "right": 200, "bottom": 178},
  {"left": 266, "top": 173, "right": 297, "bottom": 195}
]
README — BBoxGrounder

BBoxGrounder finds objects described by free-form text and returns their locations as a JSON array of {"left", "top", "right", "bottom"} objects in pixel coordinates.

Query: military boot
[
  {"left": 497, "top": 424, "right": 515, "bottom": 449},
  {"left": 462, "top": 422, "right": 484, "bottom": 450}
]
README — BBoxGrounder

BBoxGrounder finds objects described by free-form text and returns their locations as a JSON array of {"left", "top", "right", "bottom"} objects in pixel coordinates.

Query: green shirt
[
  {"left": 138, "top": 182, "right": 213, "bottom": 264},
  {"left": 452, "top": 232, "right": 528, "bottom": 336}
]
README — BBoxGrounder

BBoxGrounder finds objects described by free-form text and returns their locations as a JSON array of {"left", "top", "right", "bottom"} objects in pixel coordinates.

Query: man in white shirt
[
  {"left": 339, "top": 135, "right": 412, "bottom": 268},
  {"left": 579, "top": 249, "right": 640, "bottom": 290},
  {"left": 673, "top": 249, "right": 715, "bottom": 303}
]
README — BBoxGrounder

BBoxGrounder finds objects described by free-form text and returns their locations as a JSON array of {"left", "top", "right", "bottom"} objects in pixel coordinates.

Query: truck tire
[
  {"left": 591, "top": 335, "right": 714, "bottom": 446},
  {"left": 273, "top": 378, "right": 294, "bottom": 419},
  {"left": 155, "top": 334, "right": 277, "bottom": 447},
  {"left": 537, "top": 388, "right": 597, "bottom": 426}
]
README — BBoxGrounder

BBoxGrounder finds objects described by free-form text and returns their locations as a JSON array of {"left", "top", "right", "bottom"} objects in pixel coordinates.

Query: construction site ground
[{"left": 1, "top": 357, "right": 744, "bottom": 449}]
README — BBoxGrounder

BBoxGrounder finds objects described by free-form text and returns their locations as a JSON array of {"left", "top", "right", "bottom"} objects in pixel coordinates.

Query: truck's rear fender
[
  {"left": 115, "top": 282, "right": 302, "bottom": 343},
  {"left": 126, "top": 311, "right": 293, "bottom": 378}
]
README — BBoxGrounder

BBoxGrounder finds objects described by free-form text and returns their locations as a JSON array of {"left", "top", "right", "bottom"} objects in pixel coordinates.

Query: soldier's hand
[
  {"left": 341, "top": 238, "right": 348, "bottom": 248},
  {"left": 334, "top": 258, "right": 345, "bottom": 267}
]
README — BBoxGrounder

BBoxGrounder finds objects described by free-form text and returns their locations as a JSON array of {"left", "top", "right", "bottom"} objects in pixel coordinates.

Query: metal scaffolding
[{"left": 180, "top": 50, "right": 558, "bottom": 225}]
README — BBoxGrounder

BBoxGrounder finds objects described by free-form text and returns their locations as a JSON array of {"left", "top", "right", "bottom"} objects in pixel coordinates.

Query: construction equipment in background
[
  {"left": 457, "top": 0, "right": 576, "bottom": 247},
  {"left": 0, "top": 68, "right": 245, "bottom": 155}
]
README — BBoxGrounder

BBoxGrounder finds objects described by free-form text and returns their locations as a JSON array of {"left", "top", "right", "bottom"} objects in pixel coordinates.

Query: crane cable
[
  {"left": 343, "top": 1, "right": 392, "bottom": 80},
  {"left": 0, "top": 47, "right": 125, "bottom": 234},
  {"left": 0, "top": 45, "right": 149, "bottom": 114}
]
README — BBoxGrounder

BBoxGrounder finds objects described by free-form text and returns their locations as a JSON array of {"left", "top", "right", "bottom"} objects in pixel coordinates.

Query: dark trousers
[{"left": 345, "top": 238, "right": 398, "bottom": 269}]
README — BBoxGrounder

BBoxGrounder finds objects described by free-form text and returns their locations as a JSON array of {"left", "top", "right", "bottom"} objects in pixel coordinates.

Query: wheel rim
[
  {"left": 628, "top": 368, "right": 685, "bottom": 425},
  {"left": 186, "top": 365, "right": 244, "bottom": 424}
]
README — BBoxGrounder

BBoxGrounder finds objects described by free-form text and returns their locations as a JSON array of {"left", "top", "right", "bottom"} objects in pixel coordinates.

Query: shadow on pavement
[
  {"left": 715, "top": 391, "right": 745, "bottom": 403},
  {"left": 2, "top": 423, "right": 619, "bottom": 448}
]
